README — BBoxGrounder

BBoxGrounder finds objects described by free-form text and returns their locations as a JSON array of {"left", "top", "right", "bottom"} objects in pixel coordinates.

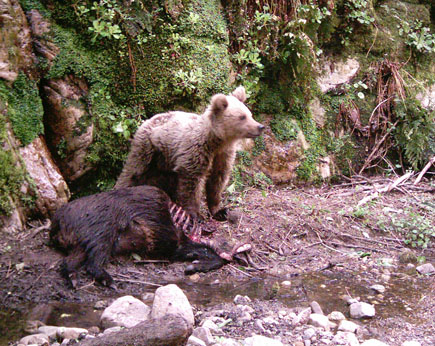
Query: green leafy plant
[
  {"left": 390, "top": 213, "right": 434, "bottom": 249},
  {"left": 398, "top": 19, "right": 435, "bottom": 55},
  {"left": 394, "top": 98, "right": 435, "bottom": 169}
]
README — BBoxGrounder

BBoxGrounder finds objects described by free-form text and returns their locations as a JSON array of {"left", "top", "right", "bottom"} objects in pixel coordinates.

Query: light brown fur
[{"left": 115, "top": 87, "right": 264, "bottom": 218}]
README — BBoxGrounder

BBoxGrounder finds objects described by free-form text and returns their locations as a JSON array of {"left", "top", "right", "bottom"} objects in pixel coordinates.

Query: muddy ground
[{"left": 0, "top": 177, "right": 434, "bottom": 345}]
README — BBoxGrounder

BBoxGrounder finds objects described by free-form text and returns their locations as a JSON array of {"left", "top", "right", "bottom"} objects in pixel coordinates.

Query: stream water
[{"left": 1, "top": 269, "right": 431, "bottom": 345}]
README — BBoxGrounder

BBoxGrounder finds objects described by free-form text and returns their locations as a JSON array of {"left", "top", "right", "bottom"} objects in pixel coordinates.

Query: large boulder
[
  {"left": 42, "top": 75, "right": 94, "bottom": 181},
  {"left": 0, "top": 0, "right": 35, "bottom": 82},
  {"left": 151, "top": 284, "right": 194, "bottom": 329},
  {"left": 19, "top": 136, "right": 70, "bottom": 217},
  {"left": 100, "top": 295, "right": 151, "bottom": 329}
]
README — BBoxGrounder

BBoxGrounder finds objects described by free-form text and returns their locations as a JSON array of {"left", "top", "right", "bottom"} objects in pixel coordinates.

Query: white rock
[
  {"left": 37, "top": 326, "right": 58, "bottom": 338},
  {"left": 416, "top": 84, "right": 435, "bottom": 110},
  {"left": 234, "top": 295, "right": 251, "bottom": 305},
  {"left": 416, "top": 263, "right": 434, "bottom": 275},
  {"left": 338, "top": 320, "right": 360, "bottom": 333},
  {"left": 101, "top": 295, "right": 151, "bottom": 329},
  {"left": 332, "top": 331, "right": 360, "bottom": 346},
  {"left": 281, "top": 280, "right": 291, "bottom": 287},
  {"left": 237, "top": 304, "right": 255, "bottom": 314},
  {"left": 103, "top": 326, "right": 123, "bottom": 335},
  {"left": 151, "top": 284, "right": 194, "bottom": 328},
  {"left": 303, "top": 328, "right": 316, "bottom": 340},
  {"left": 192, "top": 326, "right": 214, "bottom": 345},
  {"left": 360, "top": 339, "right": 389, "bottom": 346},
  {"left": 317, "top": 58, "right": 360, "bottom": 93},
  {"left": 310, "top": 301, "right": 323, "bottom": 315},
  {"left": 308, "top": 313, "right": 330, "bottom": 331},
  {"left": 187, "top": 335, "right": 207, "bottom": 346},
  {"left": 402, "top": 341, "right": 421, "bottom": 346},
  {"left": 293, "top": 307, "right": 312, "bottom": 326},
  {"left": 328, "top": 311, "right": 346, "bottom": 322},
  {"left": 19, "top": 333, "right": 49, "bottom": 345},
  {"left": 217, "top": 338, "right": 241, "bottom": 346},
  {"left": 201, "top": 319, "right": 220, "bottom": 333},
  {"left": 237, "top": 311, "right": 252, "bottom": 322},
  {"left": 262, "top": 316, "right": 279, "bottom": 325},
  {"left": 369, "top": 285, "right": 386, "bottom": 293},
  {"left": 56, "top": 327, "right": 88, "bottom": 340},
  {"left": 243, "top": 335, "right": 284, "bottom": 346},
  {"left": 349, "top": 302, "right": 375, "bottom": 319}
]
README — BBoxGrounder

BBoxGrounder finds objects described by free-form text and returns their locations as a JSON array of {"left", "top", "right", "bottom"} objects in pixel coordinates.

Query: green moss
[
  {"left": 4, "top": 73, "right": 44, "bottom": 146},
  {"left": 270, "top": 116, "right": 300, "bottom": 142},
  {"left": 0, "top": 85, "right": 37, "bottom": 215}
]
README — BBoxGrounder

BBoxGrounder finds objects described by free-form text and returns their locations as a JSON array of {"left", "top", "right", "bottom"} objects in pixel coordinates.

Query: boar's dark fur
[{"left": 50, "top": 185, "right": 225, "bottom": 287}]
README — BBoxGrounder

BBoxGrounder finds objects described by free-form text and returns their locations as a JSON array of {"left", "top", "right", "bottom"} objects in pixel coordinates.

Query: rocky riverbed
[{"left": 1, "top": 183, "right": 434, "bottom": 345}]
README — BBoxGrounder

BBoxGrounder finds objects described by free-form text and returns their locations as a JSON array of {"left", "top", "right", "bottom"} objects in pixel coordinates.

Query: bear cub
[
  {"left": 115, "top": 86, "right": 264, "bottom": 220},
  {"left": 50, "top": 185, "right": 225, "bottom": 288}
]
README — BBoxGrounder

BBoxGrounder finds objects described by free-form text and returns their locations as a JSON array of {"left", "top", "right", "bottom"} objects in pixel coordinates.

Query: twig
[
  {"left": 23, "top": 219, "right": 51, "bottom": 239},
  {"left": 114, "top": 277, "right": 162, "bottom": 287},
  {"left": 312, "top": 230, "right": 349, "bottom": 255},
  {"left": 133, "top": 259, "right": 170, "bottom": 264},
  {"left": 227, "top": 264, "right": 254, "bottom": 278}
]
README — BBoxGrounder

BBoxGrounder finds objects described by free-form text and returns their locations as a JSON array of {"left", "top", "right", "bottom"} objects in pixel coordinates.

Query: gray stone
[
  {"left": 308, "top": 313, "right": 330, "bottom": 331},
  {"left": 360, "top": 339, "right": 389, "bottom": 346},
  {"left": 234, "top": 295, "right": 251, "bottom": 305},
  {"left": 217, "top": 338, "right": 241, "bottom": 346},
  {"left": 310, "top": 301, "right": 324, "bottom": 315},
  {"left": 369, "top": 285, "right": 386, "bottom": 294},
  {"left": 338, "top": 320, "right": 360, "bottom": 333},
  {"left": 19, "top": 333, "right": 50, "bottom": 345},
  {"left": 416, "top": 84, "right": 435, "bottom": 111},
  {"left": 37, "top": 326, "right": 58, "bottom": 338},
  {"left": 243, "top": 335, "right": 284, "bottom": 346},
  {"left": 101, "top": 295, "right": 151, "bottom": 329},
  {"left": 187, "top": 335, "right": 207, "bottom": 346},
  {"left": 349, "top": 302, "right": 375, "bottom": 319},
  {"left": 151, "top": 284, "right": 194, "bottom": 328},
  {"left": 57, "top": 327, "right": 88, "bottom": 340},
  {"left": 328, "top": 311, "right": 346, "bottom": 322},
  {"left": 317, "top": 58, "right": 360, "bottom": 93},
  {"left": 192, "top": 326, "right": 214, "bottom": 345},
  {"left": 332, "top": 332, "right": 359, "bottom": 346},
  {"left": 94, "top": 300, "right": 108, "bottom": 309},
  {"left": 416, "top": 263, "right": 434, "bottom": 275},
  {"left": 103, "top": 326, "right": 123, "bottom": 335},
  {"left": 201, "top": 319, "right": 220, "bottom": 333},
  {"left": 293, "top": 307, "right": 312, "bottom": 326},
  {"left": 303, "top": 328, "right": 316, "bottom": 340}
]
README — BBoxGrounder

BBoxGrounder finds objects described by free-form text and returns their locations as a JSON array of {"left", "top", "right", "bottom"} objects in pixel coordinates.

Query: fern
[{"left": 394, "top": 98, "right": 435, "bottom": 169}]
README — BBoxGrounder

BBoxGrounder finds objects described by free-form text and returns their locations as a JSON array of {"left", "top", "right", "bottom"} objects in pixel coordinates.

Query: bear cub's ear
[
  {"left": 231, "top": 86, "right": 247, "bottom": 103},
  {"left": 211, "top": 94, "right": 228, "bottom": 113}
]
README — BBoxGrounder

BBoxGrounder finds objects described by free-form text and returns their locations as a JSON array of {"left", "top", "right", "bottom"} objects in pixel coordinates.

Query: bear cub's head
[{"left": 210, "top": 86, "right": 265, "bottom": 140}]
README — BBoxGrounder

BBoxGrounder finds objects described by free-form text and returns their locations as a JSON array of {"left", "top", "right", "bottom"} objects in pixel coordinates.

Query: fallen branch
[
  {"left": 357, "top": 171, "right": 413, "bottom": 207},
  {"left": 414, "top": 156, "right": 435, "bottom": 185}
]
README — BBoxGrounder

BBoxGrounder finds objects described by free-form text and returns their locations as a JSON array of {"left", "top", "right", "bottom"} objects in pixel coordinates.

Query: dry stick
[
  {"left": 357, "top": 171, "right": 413, "bottom": 207},
  {"left": 114, "top": 277, "right": 162, "bottom": 287},
  {"left": 23, "top": 219, "right": 51, "bottom": 239},
  {"left": 327, "top": 241, "right": 391, "bottom": 254},
  {"left": 228, "top": 264, "right": 254, "bottom": 278},
  {"left": 359, "top": 119, "right": 399, "bottom": 174},
  {"left": 414, "top": 156, "right": 435, "bottom": 185},
  {"left": 312, "top": 229, "right": 349, "bottom": 255}
]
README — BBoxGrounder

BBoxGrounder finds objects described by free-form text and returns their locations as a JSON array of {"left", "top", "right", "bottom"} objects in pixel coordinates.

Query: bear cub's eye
[{"left": 239, "top": 115, "right": 246, "bottom": 121}]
